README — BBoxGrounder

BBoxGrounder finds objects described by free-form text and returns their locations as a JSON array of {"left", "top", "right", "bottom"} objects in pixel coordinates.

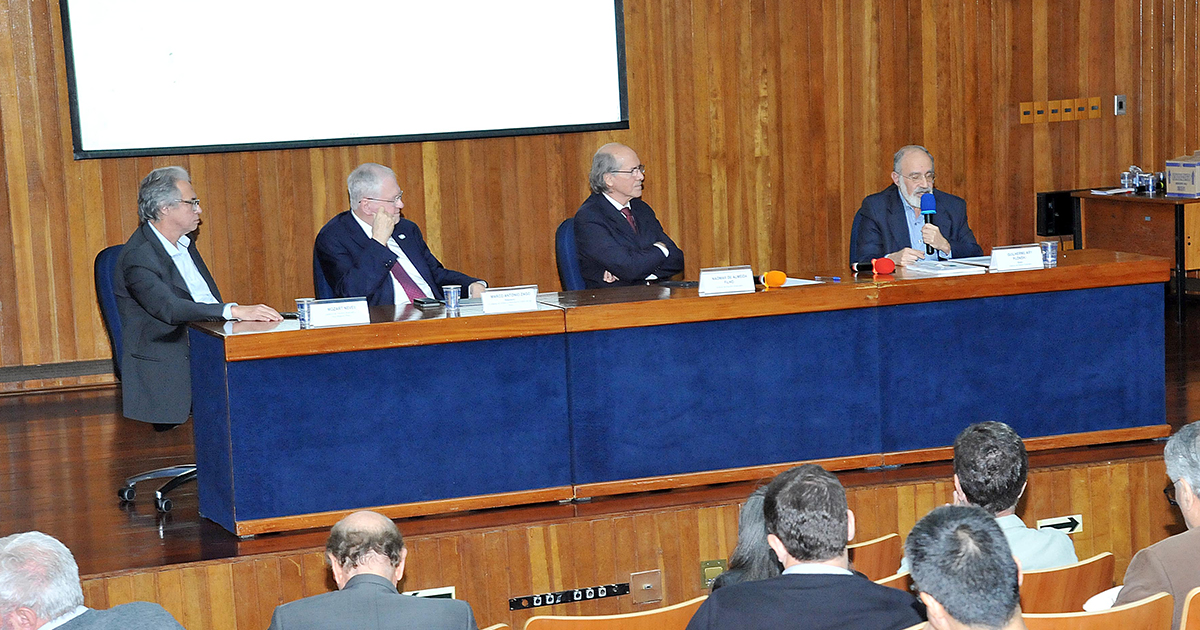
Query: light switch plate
[
  {"left": 701, "top": 559, "right": 728, "bottom": 588},
  {"left": 1115, "top": 95, "right": 1127, "bottom": 115},
  {"left": 629, "top": 569, "right": 663, "bottom": 604}
]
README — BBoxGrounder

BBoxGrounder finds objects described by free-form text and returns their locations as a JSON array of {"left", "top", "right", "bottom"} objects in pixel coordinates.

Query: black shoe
[{"left": 153, "top": 423, "right": 176, "bottom": 432}]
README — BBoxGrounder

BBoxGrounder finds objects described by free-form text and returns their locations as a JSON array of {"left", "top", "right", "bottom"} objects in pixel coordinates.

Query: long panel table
[{"left": 190, "top": 249, "right": 1169, "bottom": 535}]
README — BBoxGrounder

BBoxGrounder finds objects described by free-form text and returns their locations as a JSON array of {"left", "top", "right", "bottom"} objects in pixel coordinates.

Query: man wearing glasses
[
  {"left": 115, "top": 166, "right": 282, "bottom": 428},
  {"left": 315, "top": 163, "right": 485, "bottom": 305},
  {"left": 851, "top": 145, "right": 982, "bottom": 268},
  {"left": 574, "top": 143, "right": 684, "bottom": 288}
]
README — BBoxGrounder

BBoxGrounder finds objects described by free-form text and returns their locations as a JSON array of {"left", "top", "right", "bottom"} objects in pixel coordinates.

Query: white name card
[
  {"left": 309, "top": 297, "right": 370, "bottom": 328},
  {"left": 698, "top": 265, "right": 756, "bottom": 296},
  {"left": 989, "top": 245, "right": 1044, "bottom": 272},
  {"left": 481, "top": 285, "right": 539, "bottom": 314}
]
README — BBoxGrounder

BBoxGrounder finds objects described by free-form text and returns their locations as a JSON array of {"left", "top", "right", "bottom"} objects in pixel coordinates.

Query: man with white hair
[
  {"left": 1113, "top": 421, "right": 1200, "bottom": 630},
  {"left": 0, "top": 531, "right": 183, "bottom": 629}
]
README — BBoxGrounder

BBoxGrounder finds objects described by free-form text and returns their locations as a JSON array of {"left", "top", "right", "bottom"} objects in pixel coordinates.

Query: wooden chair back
[
  {"left": 1181, "top": 586, "right": 1200, "bottom": 630},
  {"left": 875, "top": 571, "right": 912, "bottom": 592},
  {"left": 848, "top": 532, "right": 902, "bottom": 581},
  {"left": 481, "top": 625, "right": 511, "bottom": 630},
  {"left": 523, "top": 596, "right": 707, "bottom": 630},
  {"left": 1023, "top": 591, "right": 1173, "bottom": 630},
  {"left": 1020, "top": 552, "right": 1115, "bottom": 613}
]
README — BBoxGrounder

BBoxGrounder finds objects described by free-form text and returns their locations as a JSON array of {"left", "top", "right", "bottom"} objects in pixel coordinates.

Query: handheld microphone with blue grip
[{"left": 920, "top": 193, "right": 936, "bottom": 255}]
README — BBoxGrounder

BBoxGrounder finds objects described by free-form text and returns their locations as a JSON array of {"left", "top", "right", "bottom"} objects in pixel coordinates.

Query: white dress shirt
[
  {"left": 148, "top": 223, "right": 234, "bottom": 320},
  {"left": 351, "top": 212, "right": 434, "bottom": 304}
]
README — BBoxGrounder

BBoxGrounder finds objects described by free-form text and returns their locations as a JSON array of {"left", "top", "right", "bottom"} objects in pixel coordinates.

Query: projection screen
[{"left": 60, "top": 1, "right": 628, "bottom": 159}]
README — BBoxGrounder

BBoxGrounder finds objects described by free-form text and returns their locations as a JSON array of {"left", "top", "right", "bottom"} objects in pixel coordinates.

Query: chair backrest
[
  {"left": 481, "top": 624, "right": 511, "bottom": 630},
  {"left": 1181, "top": 586, "right": 1200, "bottom": 630},
  {"left": 313, "top": 248, "right": 335, "bottom": 299},
  {"left": 874, "top": 571, "right": 912, "bottom": 592},
  {"left": 1023, "top": 591, "right": 1173, "bottom": 630},
  {"left": 523, "top": 595, "right": 706, "bottom": 630},
  {"left": 1020, "top": 552, "right": 1115, "bottom": 614},
  {"left": 94, "top": 245, "right": 124, "bottom": 380},
  {"left": 848, "top": 532, "right": 902, "bottom": 581},
  {"left": 848, "top": 211, "right": 864, "bottom": 267},
  {"left": 555, "top": 218, "right": 586, "bottom": 291}
]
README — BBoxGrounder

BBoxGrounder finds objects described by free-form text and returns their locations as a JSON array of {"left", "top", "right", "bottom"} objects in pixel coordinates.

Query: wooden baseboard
[{"left": 881, "top": 425, "right": 1170, "bottom": 467}]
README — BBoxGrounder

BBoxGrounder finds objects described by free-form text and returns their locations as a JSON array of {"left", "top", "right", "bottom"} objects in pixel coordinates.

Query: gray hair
[
  {"left": 347, "top": 163, "right": 396, "bottom": 207},
  {"left": 0, "top": 532, "right": 84, "bottom": 620},
  {"left": 893, "top": 145, "right": 935, "bottom": 174},
  {"left": 588, "top": 144, "right": 623, "bottom": 195},
  {"left": 326, "top": 513, "right": 405, "bottom": 571},
  {"left": 137, "top": 166, "right": 190, "bottom": 223},
  {"left": 1166, "top": 422, "right": 1200, "bottom": 498}
]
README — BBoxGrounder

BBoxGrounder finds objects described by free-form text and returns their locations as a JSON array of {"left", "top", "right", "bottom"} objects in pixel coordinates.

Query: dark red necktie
[
  {"left": 620, "top": 207, "right": 638, "bottom": 233},
  {"left": 390, "top": 261, "right": 428, "bottom": 303}
]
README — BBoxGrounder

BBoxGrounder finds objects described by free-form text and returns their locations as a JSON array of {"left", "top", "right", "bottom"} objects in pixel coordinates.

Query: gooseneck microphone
[
  {"left": 851, "top": 258, "right": 896, "bottom": 274},
  {"left": 920, "top": 192, "right": 936, "bottom": 255}
]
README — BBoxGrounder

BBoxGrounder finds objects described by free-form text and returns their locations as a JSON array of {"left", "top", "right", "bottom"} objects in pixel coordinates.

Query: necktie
[
  {"left": 620, "top": 207, "right": 638, "bottom": 233},
  {"left": 390, "top": 260, "right": 428, "bottom": 303}
]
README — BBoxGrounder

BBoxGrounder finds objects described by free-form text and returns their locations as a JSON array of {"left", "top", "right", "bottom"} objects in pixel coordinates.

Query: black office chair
[
  {"left": 555, "top": 218, "right": 587, "bottom": 291},
  {"left": 94, "top": 245, "right": 196, "bottom": 513},
  {"left": 848, "top": 211, "right": 865, "bottom": 268},
  {"left": 313, "top": 248, "right": 335, "bottom": 299}
]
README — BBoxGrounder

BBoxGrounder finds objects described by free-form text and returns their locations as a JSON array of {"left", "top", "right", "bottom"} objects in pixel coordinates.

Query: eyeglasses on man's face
[
  {"left": 900, "top": 171, "right": 936, "bottom": 185},
  {"left": 612, "top": 165, "right": 646, "bottom": 176},
  {"left": 1166, "top": 481, "right": 1179, "bottom": 507},
  {"left": 363, "top": 191, "right": 404, "bottom": 205},
  {"left": 170, "top": 198, "right": 202, "bottom": 211}
]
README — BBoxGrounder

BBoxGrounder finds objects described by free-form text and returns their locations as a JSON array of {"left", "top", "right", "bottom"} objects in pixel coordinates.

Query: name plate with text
[
  {"left": 310, "top": 297, "right": 370, "bottom": 328},
  {"left": 990, "top": 244, "right": 1044, "bottom": 272},
  {"left": 698, "top": 265, "right": 756, "bottom": 296},
  {"left": 481, "top": 285, "right": 540, "bottom": 314}
]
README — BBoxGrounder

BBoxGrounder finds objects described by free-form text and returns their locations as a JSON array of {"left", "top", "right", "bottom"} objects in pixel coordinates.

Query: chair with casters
[
  {"left": 874, "top": 571, "right": 912, "bottom": 592},
  {"left": 1023, "top": 591, "right": 1172, "bottom": 629},
  {"left": 848, "top": 532, "right": 902, "bottom": 582},
  {"left": 555, "top": 218, "right": 586, "bottom": 291},
  {"left": 95, "top": 245, "right": 197, "bottom": 513},
  {"left": 523, "top": 595, "right": 706, "bottom": 630},
  {"left": 1181, "top": 586, "right": 1200, "bottom": 630},
  {"left": 1019, "top": 552, "right": 1115, "bottom": 614}
]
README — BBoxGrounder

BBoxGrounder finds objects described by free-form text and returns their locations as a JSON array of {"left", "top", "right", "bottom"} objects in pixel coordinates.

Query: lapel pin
[{"left": 399, "top": 234, "right": 406, "bottom": 240}]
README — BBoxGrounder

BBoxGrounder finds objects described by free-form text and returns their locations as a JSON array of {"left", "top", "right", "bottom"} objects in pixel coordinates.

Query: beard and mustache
[{"left": 902, "top": 186, "right": 933, "bottom": 209}]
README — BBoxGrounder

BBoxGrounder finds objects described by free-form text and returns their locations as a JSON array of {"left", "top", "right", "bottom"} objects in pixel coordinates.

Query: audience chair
[
  {"left": 1023, "top": 591, "right": 1172, "bottom": 630},
  {"left": 555, "top": 218, "right": 586, "bottom": 291},
  {"left": 1181, "top": 586, "right": 1200, "bottom": 630},
  {"left": 523, "top": 595, "right": 706, "bottom": 630},
  {"left": 874, "top": 571, "right": 912, "bottom": 592},
  {"left": 95, "top": 245, "right": 197, "bottom": 513},
  {"left": 1020, "top": 552, "right": 1115, "bottom": 614},
  {"left": 848, "top": 532, "right": 902, "bottom": 581},
  {"left": 481, "top": 624, "right": 511, "bottom": 630}
]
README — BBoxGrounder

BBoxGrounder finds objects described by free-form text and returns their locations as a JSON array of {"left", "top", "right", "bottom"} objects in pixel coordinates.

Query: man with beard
[{"left": 851, "top": 145, "right": 982, "bottom": 267}]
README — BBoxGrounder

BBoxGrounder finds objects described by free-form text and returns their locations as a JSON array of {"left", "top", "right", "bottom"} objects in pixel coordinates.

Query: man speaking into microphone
[{"left": 850, "top": 145, "right": 982, "bottom": 267}]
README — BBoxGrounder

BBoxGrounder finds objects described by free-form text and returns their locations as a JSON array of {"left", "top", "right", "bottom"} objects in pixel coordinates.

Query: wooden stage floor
[{"left": 3, "top": 294, "right": 1197, "bottom": 578}]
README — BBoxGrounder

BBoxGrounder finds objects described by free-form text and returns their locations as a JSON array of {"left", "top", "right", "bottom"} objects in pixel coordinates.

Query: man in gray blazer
[
  {"left": 267, "top": 511, "right": 477, "bottom": 630},
  {"left": 0, "top": 531, "right": 184, "bottom": 629}
]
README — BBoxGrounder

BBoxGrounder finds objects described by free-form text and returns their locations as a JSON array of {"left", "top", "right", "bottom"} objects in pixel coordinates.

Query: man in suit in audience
[
  {"left": 1113, "top": 421, "right": 1200, "bottom": 630},
  {"left": 685, "top": 464, "right": 924, "bottom": 630},
  {"left": 907, "top": 505, "right": 1028, "bottom": 630},
  {"left": 315, "top": 163, "right": 485, "bottom": 305},
  {"left": 573, "top": 143, "right": 684, "bottom": 288},
  {"left": 0, "top": 531, "right": 184, "bottom": 629},
  {"left": 267, "top": 510, "right": 477, "bottom": 630},
  {"left": 116, "top": 166, "right": 281, "bottom": 429},
  {"left": 851, "top": 145, "right": 983, "bottom": 267},
  {"left": 901, "top": 422, "right": 1077, "bottom": 573}
]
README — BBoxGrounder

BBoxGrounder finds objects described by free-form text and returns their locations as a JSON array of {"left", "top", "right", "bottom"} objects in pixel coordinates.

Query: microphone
[
  {"left": 920, "top": 193, "right": 936, "bottom": 255},
  {"left": 851, "top": 258, "right": 896, "bottom": 274},
  {"left": 759, "top": 270, "right": 787, "bottom": 288}
]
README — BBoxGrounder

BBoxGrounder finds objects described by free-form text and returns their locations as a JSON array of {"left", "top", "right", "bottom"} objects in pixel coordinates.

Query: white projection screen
[{"left": 60, "top": 1, "right": 627, "bottom": 159}]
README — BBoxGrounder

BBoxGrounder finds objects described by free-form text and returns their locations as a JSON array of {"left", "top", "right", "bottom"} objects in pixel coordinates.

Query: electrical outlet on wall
[{"left": 1115, "top": 95, "right": 1127, "bottom": 115}]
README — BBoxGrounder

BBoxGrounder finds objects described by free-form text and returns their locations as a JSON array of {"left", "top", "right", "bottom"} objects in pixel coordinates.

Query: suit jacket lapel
[
  {"left": 885, "top": 186, "right": 910, "bottom": 249},
  {"left": 142, "top": 223, "right": 193, "bottom": 299}
]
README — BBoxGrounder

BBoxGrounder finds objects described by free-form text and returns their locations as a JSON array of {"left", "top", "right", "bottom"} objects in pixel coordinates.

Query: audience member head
[
  {"left": 891, "top": 144, "right": 936, "bottom": 209},
  {"left": 763, "top": 464, "right": 853, "bottom": 567},
  {"left": 0, "top": 531, "right": 85, "bottom": 628},
  {"left": 347, "top": 163, "right": 398, "bottom": 206},
  {"left": 712, "top": 487, "right": 783, "bottom": 590},
  {"left": 1165, "top": 422, "right": 1200, "bottom": 529},
  {"left": 588, "top": 143, "right": 644, "bottom": 204},
  {"left": 137, "top": 166, "right": 191, "bottom": 224},
  {"left": 325, "top": 511, "right": 408, "bottom": 589},
  {"left": 953, "top": 421, "right": 1027, "bottom": 516},
  {"left": 906, "top": 505, "right": 1024, "bottom": 630}
]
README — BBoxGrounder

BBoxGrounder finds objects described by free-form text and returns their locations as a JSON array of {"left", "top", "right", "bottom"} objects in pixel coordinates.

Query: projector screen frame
[{"left": 58, "top": 0, "right": 630, "bottom": 160}]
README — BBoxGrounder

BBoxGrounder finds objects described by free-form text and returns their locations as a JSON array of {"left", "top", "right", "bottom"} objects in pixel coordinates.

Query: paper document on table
[
  {"left": 783, "top": 278, "right": 822, "bottom": 287},
  {"left": 1090, "top": 188, "right": 1135, "bottom": 195},
  {"left": 952, "top": 256, "right": 992, "bottom": 268},
  {"left": 903, "top": 260, "right": 988, "bottom": 278}
]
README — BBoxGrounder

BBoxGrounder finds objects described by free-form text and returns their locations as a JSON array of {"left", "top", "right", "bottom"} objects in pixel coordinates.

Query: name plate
[
  {"left": 309, "top": 297, "right": 370, "bottom": 328},
  {"left": 481, "top": 285, "right": 539, "bottom": 314},
  {"left": 698, "top": 265, "right": 756, "bottom": 296},
  {"left": 989, "top": 244, "right": 1044, "bottom": 272}
]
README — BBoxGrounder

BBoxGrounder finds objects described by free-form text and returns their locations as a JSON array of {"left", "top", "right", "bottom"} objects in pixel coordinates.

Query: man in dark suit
[
  {"left": 852, "top": 145, "right": 983, "bottom": 267},
  {"left": 1113, "top": 421, "right": 1200, "bottom": 630},
  {"left": 115, "top": 167, "right": 280, "bottom": 427},
  {"left": 574, "top": 143, "right": 684, "bottom": 288},
  {"left": 267, "top": 510, "right": 477, "bottom": 630},
  {"left": 315, "top": 163, "right": 484, "bottom": 305},
  {"left": 0, "top": 531, "right": 184, "bottom": 629},
  {"left": 907, "top": 506, "right": 1029, "bottom": 630},
  {"left": 686, "top": 465, "right": 924, "bottom": 630}
]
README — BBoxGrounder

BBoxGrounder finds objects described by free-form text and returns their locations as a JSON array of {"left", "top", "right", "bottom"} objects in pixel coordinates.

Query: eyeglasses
[
  {"left": 612, "top": 165, "right": 646, "bottom": 176},
  {"left": 1165, "top": 482, "right": 1179, "bottom": 507},
  {"left": 170, "top": 198, "right": 202, "bottom": 211},
  {"left": 363, "top": 191, "right": 404, "bottom": 205},
  {"left": 899, "top": 171, "right": 936, "bottom": 184}
]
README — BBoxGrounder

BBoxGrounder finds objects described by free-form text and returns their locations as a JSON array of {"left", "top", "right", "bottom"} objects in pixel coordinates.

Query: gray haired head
[
  {"left": 137, "top": 166, "right": 190, "bottom": 223},
  {"left": 0, "top": 531, "right": 84, "bottom": 621},
  {"left": 893, "top": 145, "right": 935, "bottom": 173},
  {"left": 347, "top": 163, "right": 396, "bottom": 207},
  {"left": 1166, "top": 422, "right": 1200, "bottom": 498},
  {"left": 588, "top": 143, "right": 625, "bottom": 195}
]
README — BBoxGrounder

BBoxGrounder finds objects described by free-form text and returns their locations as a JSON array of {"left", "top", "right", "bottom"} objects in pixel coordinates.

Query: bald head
[{"left": 325, "top": 511, "right": 407, "bottom": 587}]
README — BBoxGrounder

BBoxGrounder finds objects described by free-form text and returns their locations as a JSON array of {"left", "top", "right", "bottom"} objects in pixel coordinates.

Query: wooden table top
[{"left": 1073, "top": 190, "right": 1200, "bottom": 205}]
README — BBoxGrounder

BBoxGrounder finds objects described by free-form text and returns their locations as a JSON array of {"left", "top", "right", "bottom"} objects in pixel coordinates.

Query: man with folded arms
[
  {"left": 686, "top": 464, "right": 924, "bottom": 630},
  {"left": 315, "top": 163, "right": 485, "bottom": 305}
]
